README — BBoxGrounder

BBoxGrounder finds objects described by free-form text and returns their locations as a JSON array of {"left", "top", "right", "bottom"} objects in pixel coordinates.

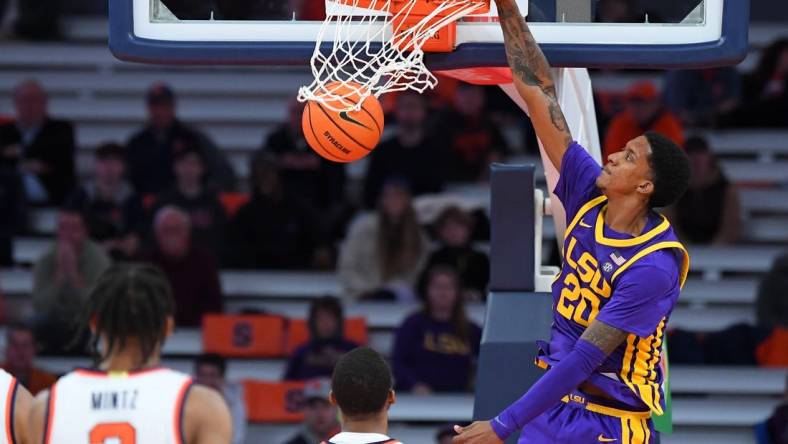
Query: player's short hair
[
  {"left": 331, "top": 347, "right": 393, "bottom": 418},
  {"left": 80, "top": 263, "right": 174, "bottom": 366},
  {"left": 644, "top": 131, "right": 690, "bottom": 208}
]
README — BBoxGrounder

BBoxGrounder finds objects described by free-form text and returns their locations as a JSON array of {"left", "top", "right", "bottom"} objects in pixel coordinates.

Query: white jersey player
[
  {"left": 29, "top": 264, "right": 232, "bottom": 444},
  {"left": 0, "top": 368, "right": 32, "bottom": 444}
]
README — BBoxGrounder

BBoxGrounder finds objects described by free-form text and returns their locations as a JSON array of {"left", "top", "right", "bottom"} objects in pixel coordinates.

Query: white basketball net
[{"left": 297, "top": 0, "right": 487, "bottom": 112}]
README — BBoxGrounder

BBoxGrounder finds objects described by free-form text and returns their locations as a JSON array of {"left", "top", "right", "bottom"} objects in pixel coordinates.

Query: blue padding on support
[
  {"left": 489, "top": 163, "right": 536, "bottom": 292},
  {"left": 109, "top": 0, "right": 748, "bottom": 69},
  {"left": 473, "top": 291, "right": 554, "bottom": 443}
]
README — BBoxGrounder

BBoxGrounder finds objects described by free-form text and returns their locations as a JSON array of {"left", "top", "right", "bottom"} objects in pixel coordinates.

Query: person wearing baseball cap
[{"left": 285, "top": 378, "right": 340, "bottom": 444}]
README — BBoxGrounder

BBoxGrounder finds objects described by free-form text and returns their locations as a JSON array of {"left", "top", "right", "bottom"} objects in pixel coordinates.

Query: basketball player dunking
[
  {"left": 29, "top": 264, "right": 232, "bottom": 444},
  {"left": 323, "top": 348, "right": 401, "bottom": 444},
  {"left": 454, "top": 0, "right": 692, "bottom": 443}
]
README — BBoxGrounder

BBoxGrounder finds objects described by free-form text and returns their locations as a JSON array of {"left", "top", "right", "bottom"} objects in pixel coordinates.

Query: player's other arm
[
  {"left": 494, "top": 0, "right": 572, "bottom": 170},
  {"left": 184, "top": 385, "right": 233, "bottom": 444}
]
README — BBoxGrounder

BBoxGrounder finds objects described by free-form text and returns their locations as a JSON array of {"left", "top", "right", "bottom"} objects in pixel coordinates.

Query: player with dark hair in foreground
[
  {"left": 29, "top": 264, "right": 232, "bottom": 444},
  {"left": 324, "top": 347, "right": 401, "bottom": 444},
  {"left": 454, "top": 0, "right": 690, "bottom": 443}
]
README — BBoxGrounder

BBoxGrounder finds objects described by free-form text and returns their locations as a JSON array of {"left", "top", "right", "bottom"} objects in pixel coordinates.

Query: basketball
[{"left": 302, "top": 82, "right": 385, "bottom": 163}]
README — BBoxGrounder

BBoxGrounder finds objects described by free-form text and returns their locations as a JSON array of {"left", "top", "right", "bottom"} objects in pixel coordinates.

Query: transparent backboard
[{"left": 110, "top": 0, "right": 748, "bottom": 69}]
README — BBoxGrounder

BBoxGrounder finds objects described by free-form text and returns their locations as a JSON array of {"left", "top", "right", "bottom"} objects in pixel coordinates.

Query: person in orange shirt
[
  {"left": 2, "top": 323, "right": 58, "bottom": 395},
  {"left": 603, "top": 81, "right": 685, "bottom": 160}
]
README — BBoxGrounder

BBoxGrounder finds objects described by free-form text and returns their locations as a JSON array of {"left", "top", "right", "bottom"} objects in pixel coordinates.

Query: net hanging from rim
[{"left": 297, "top": 0, "right": 489, "bottom": 112}]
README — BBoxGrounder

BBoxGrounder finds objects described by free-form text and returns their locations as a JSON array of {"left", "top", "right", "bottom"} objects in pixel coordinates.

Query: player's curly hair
[
  {"left": 331, "top": 347, "right": 393, "bottom": 418},
  {"left": 78, "top": 263, "right": 175, "bottom": 367},
  {"left": 644, "top": 131, "right": 691, "bottom": 208}
]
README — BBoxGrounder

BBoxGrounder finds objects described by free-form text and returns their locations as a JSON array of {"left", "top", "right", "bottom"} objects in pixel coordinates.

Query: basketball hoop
[{"left": 297, "top": 0, "right": 490, "bottom": 112}]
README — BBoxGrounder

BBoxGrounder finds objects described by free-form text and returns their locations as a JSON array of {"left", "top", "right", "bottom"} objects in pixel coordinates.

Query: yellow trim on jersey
[
  {"left": 621, "top": 417, "right": 631, "bottom": 444},
  {"left": 560, "top": 396, "right": 651, "bottom": 420},
  {"left": 595, "top": 207, "right": 671, "bottom": 247},
  {"left": 610, "top": 241, "right": 690, "bottom": 288},
  {"left": 619, "top": 318, "right": 667, "bottom": 416},
  {"left": 620, "top": 418, "right": 651, "bottom": 444},
  {"left": 564, "top": 195, "right": 608, "bottom": 239}
]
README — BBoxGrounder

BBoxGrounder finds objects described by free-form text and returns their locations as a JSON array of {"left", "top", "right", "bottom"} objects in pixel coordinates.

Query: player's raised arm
[{"left": 494, "top": 0, "right": 572, "bottom": 170}]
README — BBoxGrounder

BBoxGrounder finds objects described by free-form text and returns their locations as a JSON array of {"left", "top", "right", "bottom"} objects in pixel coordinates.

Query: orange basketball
[{"left": 302, "top": 82, "right": 385, "bottom": 163}]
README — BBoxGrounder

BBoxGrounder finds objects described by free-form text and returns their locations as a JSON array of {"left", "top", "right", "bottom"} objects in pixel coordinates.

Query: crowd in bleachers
[{"left": 0, "top": 4, "right": 787, "bottom": 443}]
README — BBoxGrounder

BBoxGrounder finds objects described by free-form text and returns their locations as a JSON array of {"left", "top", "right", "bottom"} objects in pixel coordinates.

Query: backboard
[{"left": 110, "top": 0, "right": 748, "bottom": 70}]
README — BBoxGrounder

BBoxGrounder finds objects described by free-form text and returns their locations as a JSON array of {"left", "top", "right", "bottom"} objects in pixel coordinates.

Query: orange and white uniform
[
  {"left": 0, "top": 369, "right": 20, "bottom": 444},
  {"left": 323, "top": 432, "right": 402, "bottom": 444},
  {"left": 43, "top": 367, "right": 193, "bottom": 444}
]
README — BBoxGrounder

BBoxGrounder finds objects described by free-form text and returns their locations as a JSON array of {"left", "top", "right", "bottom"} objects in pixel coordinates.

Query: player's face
[{"left": 597, "top": 136, "right": 653, "bottom": 200}]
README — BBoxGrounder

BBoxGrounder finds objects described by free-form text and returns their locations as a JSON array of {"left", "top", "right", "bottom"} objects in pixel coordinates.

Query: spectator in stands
[
  {"left": 140, "top": 206, "right": 223, "bottom": 326},
  {"left": 664, "top": 68, "right": 741, "bottom": 127},
  {"left": 262, "top": 98, "right": 347, "bottom": 241},
  {"left": 0, "top": 80, "right": 75, "bottom": 204},
  {"left": 66, "top": 143, "right": 144, "bottom": 260},
  {"left": 194, "top": 353, "right": 246, "bottom": 444},
  {"left": 225, "top": 153, "right": 325, "bottom": 269},
  {"left": 667, "top": 136, "right": 740, "bottom": 244},
  {"left": 1, "top": 323, "right": 57, "bottom": 395},
  {"left": 439, "top": 83, "right": 509, "bottom": 183},
  {"left": 285, "top": 296, "right": 359, "bottom": 381},
  {"left": 720, "top": 39, "right": 788, "bottom": 128},
  {"left": 125, "top": 83, "right": 236, "bottom": 195},
  {"left": 392, "top": 265, "right": 481, "bottom": 393},
  {"left": 757, "top": 253, "right": 788, "bottom": 330},
  {"left": 602, "top": 81, "right": 684, "bottom": 160},
  {"left": 339, "top": 179, "right": 429, "bottom": 301},
  {"left": 0, "top": 164, "right": 26, "bottom": 266},
  {"left": 363, "top": 91, "right": 445, "bottom": 208},
  {"left": 284, "top": 378, "right": 340, "bottom": 444},
  {"left": 154, "top": 145, "right": 225, "bottom": 251},
  {"left": 426, "top": 206, "right": 489, "bottom": 301},
  {"left": 32, "top": 207, "right": 111, "bottom": 353}
]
